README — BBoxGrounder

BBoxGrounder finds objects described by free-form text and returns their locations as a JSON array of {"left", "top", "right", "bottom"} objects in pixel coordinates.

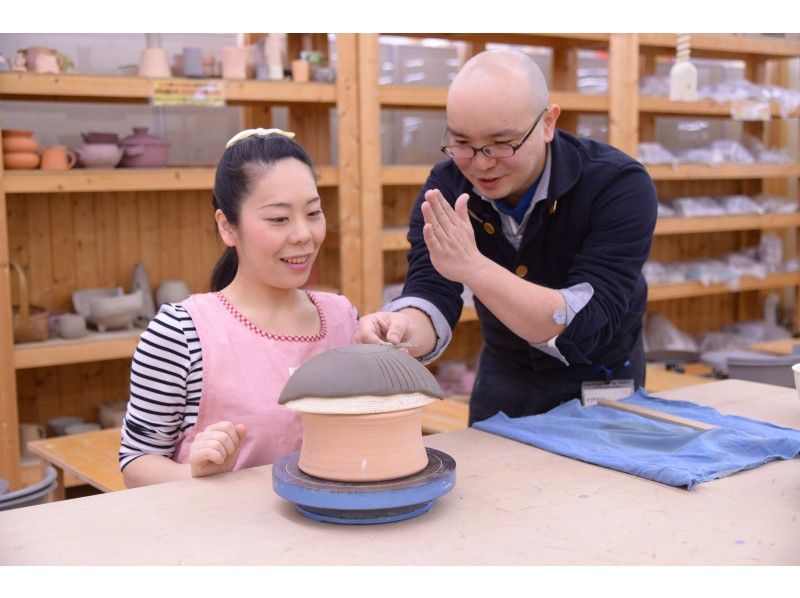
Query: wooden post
[
  {"left": 608, "top": 33, "right": 639, "bottom": 156},
  {"left": 552, "top": 46, "right": 578, "bottom": 134},
  {"left": 0, "top": 113, "right": 22, "bottom": 489},
  {"left": 334, "top": 34, "right": 363, "bottom": 310},
  {"left": 357, "top": 34, "right": 385, "bottom": 314}
]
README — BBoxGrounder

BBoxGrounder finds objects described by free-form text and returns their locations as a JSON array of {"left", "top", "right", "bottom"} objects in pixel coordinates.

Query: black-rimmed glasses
[{"left": 440, "top": 105, "right": 549, "bottom": 160}]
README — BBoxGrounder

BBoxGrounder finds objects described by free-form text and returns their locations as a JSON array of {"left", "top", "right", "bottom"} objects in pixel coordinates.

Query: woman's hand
[{"left": 189, "top": 421, "right": 247, "bottom": 478}]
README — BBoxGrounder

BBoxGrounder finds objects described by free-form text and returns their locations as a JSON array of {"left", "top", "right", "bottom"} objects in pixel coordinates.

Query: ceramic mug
[
  {"left": 291, "top": 59, "right": 310, "bottom": 83},
  {"left": 40, "top": 146, "right": 77, "bottom": 170},
  {"left": 182, "top": 47, "right": 204, "bottom": 78},
  {"left": 221, "top": 47, "right": 248, "bottom": 80},
  {"left": 56, "top": 313, "right": 88, "bottom": 339},
  {"left": 47, "top": 415, "right": 84, "bottom": 436},
  {"left": 19, "top": 422, "right": 46, "bottom": 457}
]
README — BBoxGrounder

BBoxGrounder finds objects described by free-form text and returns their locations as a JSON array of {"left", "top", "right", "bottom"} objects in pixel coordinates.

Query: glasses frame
[{"left": 440, "top": 105, "right": 550, "bottom": 160}]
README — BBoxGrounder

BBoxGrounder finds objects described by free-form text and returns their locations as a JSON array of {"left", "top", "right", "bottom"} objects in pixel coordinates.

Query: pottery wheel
[{"left": 272, "top": 447, "right": 456, "bottom": 525}]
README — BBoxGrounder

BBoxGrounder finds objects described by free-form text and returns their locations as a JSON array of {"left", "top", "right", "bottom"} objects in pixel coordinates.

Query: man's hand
[
  {"left": 421, "top": 189, "right": 486, "bottom": 284},
  {"left": 355, "top": 311, "right": 413, "bottom": 346},
  {"left": 189, "top": 421, "right": 247, "bottom": 478}
]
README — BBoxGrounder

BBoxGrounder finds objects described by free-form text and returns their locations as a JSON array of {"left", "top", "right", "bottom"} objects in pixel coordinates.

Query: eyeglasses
[
  {"left": 225, "top": 128, "right": 295, "bottom": 149},
  {"left": 440, "top": 106, "right": 549, "bottom": 160}
]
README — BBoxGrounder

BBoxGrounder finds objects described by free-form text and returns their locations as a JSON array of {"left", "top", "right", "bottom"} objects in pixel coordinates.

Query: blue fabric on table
[{"left": 472, "top": 389, "right": 800, "bottom": 489}]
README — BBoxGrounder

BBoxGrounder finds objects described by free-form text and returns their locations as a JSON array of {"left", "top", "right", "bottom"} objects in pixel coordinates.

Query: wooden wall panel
[{"left": 7, "top": 190, "right": 224, "bottom": 312}]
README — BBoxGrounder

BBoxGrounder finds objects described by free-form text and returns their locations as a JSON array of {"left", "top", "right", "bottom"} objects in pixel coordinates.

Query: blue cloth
[{"left": 473, "top": 389, "right": 800, "bottom": 490}]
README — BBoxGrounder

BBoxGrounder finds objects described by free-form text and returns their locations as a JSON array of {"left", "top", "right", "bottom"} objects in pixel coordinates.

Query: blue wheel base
[{"left": 272, "top": 448, "right": 456, "bottom": 525}]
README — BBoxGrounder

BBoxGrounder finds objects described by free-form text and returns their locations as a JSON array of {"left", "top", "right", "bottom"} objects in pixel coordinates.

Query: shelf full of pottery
[
  {"left": 0, "top": 35, "right": 333, "bottom": 87},
  {"left": 1, "top": 127, "right": 169, "bottom": 171},
  {"left": 11, "top": 262, "right": 188, "bottom": 370}
]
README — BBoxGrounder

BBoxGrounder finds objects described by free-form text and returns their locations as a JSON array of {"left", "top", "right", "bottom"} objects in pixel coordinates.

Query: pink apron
[{"left": 173, "top": 291, "right": 357, "bottom": 469}]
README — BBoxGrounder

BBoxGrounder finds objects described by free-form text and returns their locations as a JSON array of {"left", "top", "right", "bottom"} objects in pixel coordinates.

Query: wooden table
[
  {"left": 421, "top": 365, "right": 716, "bottom": 434},
  {"left": 750, "top": 337, "right": 800, "bottom": 355},
  {"left": 26, "top": 428, "right": 126, "bottom": 499},
  {"left": 1, "top": 380, "right": 798, "bottom": 565}
]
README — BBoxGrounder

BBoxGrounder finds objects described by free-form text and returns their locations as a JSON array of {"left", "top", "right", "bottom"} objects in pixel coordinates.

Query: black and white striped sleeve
[{"left": 119, "top": 303, "right": 203, "bottom": 470}]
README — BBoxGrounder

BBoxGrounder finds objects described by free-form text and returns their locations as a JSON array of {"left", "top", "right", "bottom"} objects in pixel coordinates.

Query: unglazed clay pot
[
  {"left": 298, "top": 408, "right": 428, "bottom": 482},
  {"left": 120, "top": 127, "right": 170, "bottom": 167},
  {"left": 278, "top": 344, "right": 443, "bottom": 482},
  {"left": 3, "top": 152, "right": 40, "bottom": 169},
  {"left": 2, "top": 136, "right": 38, "bottom": 153}
]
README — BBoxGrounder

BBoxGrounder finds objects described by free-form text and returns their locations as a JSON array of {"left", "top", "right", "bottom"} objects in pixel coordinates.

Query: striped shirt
[{"left": 119, "top": 303, "right": 202, "bottom": 470}]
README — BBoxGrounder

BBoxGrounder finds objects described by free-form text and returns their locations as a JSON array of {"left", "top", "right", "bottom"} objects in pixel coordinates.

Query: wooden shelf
[
  {"left": 639, "top": 96, "right": 800, "bottom": 118},
  {"left": 638, "top": 34, "right": 800, "bottom": 59},
  {"left": 13, "top": 329, "right": 141, "bottom": 370},
  {"left": 380, "top": 165, "right": 430, "bottom": 186},
  {"left": 381, "top": 227, "right": 410, "bottom": 251},
  {"left": 460, "top": 307, "right": 477, "bottom": 323},
  {"left": 392, "top": 33, "right": 609, "bottom": 49},
  {"left": 380, "top": 86, "right": 608, "bottom": 112},
  {"left": 647, "top": 272, "right": 800, "bottom": 302},
  {"left": 3, "top": 166, "right": 338, "bottom": 193},
  {"left": 0, "top": 72, "right": 336, "bottom": 104},
  {"left": 646, "top": 163, "right": 800, "bottom": 181},
  {"left": 656, "top": 213, "right": 800, "bottom": 235}
]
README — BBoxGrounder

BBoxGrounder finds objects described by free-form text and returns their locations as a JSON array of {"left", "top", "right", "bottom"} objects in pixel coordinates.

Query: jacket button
[
  {"left": 483, "top": 222, "right": 495, "bottom": 234},
  {"left": 515, "top": 265, "right": 528, "bottom": 277}
]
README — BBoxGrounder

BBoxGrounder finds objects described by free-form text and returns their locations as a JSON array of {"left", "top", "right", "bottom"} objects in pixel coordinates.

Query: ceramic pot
[
  {"left": 87, "top": 290, "right": 143, "bottom": 332},
  {"left": 47, "top": 415, "right": 84, "bottom": 436},
  {"left": 65, "top": 422, "right": 101, "bottom": 435},
  {"left": 120, "top": 127, "right": 170, "bottom": 168},
  {"left": 2, "top": 136, "right": 38, "bottom": 153},
  {"left": 221, "top": 46, "right": 248, "bottom": 80},
  {"left": 34, "top": 54, "right": 59, "bottom": 74},
  {"left": 298, "top": 408, "right": 429, "bottom": 482},
  {"left": 72, "top": 287, "right": 124, "bottom": 318},
  {"left": 131, "top": 262, "right": 156, "bottom": 324},
  {"left": 155, "top": 279, "right": 190, "bottom": 307},
  {"left": 3, "top": 152, "right": 40, "bottom": 169},
  {"left": 291, "top": 59, "right": 310, "bottom": 83},
  {"left": 74, "top": 143, "right": 124, "bottom": 168},
  {"left": 182, "top": 47, "right": 204, "bottom": 77},
  {"left": 40, "top": 146, "right": 77, "bottom": 170},
  {"left": 1, "top": 129, "right": 34, "bottom": 139},
  {"left": 99, "top": 399, "right": 128, "bottom": 429},
  {"left": 138, "top": 47, "right": 171, "bottom": 78},
  {"left": 56, "top": 313, "right": 88, "bottom": 339},
  {"left": 25, "top": 46, "right": 56, "bottom": 71}
]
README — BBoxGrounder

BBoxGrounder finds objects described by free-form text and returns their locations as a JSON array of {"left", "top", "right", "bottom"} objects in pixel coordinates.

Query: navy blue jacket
[{"left": 400, "top": 130, "right": 658, "bottom": 418}]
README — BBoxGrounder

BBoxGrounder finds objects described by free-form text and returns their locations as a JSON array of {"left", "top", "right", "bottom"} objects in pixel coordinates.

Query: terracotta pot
[
  {"left": 120, "top": 127, "right": 170, "bottom": 168},
  {"left": 297, "top": 408, "right": 429, "bottom": 482},
  {"left": 3, "top": 152, "right": 40, "bottom": 169},
  {"left": 138, "top": 47, "right": 171, "bottom": 78},
  {"left": 2, "top": 136, "right": 38, "bottom": 153},
  {"left": 1, "top": 129, "right": 34, "bottom": 139}
]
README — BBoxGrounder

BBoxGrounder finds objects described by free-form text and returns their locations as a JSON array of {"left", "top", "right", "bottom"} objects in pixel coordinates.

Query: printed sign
[{"left": 151, "top": 79, "right": 225, "bottom": 107}]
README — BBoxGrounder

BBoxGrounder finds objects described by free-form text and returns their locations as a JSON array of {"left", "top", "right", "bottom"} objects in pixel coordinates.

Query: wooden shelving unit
[
  {"left": 358, "top": 32, "right": 800, "bottom": 374},
  {"left": 0, "top": 33, "right": 362, "bottom": 488},
  {"left": 1, "top": 33, "right": 798, "bottom": 487}
]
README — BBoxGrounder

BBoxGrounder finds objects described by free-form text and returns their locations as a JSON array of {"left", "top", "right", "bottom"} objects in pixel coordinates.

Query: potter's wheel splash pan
[{"left": 272, "top": 447, "right": 456, "bottom": 524}]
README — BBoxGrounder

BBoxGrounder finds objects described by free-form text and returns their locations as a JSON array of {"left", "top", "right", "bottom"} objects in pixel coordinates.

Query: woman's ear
[{"left": 215, "top": 209, "right": 237, "bottom": 248}]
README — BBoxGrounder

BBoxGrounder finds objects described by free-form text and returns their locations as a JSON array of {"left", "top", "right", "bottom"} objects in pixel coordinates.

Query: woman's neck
[{"left": 220, "top": 276, "right": 319, "bottom": 337}]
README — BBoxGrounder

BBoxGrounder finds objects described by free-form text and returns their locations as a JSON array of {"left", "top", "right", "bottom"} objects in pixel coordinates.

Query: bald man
[{"left": 356, "top": 50, "right": 658, "bottom": 424}]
